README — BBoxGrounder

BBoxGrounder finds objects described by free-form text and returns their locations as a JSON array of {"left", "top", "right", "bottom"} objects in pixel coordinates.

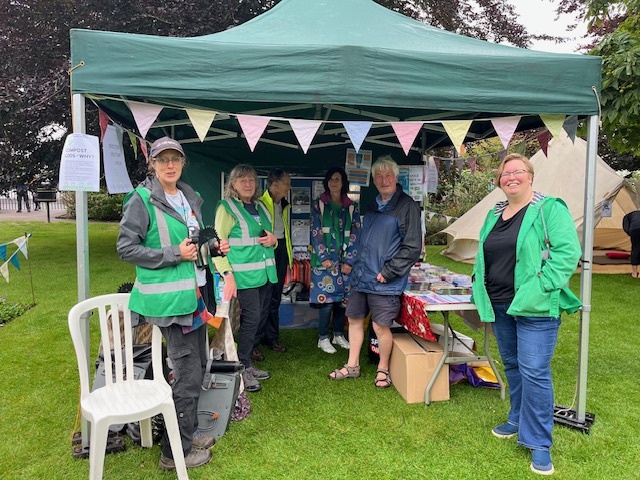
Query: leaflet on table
[{"left": 403, "top": 290, "right": 471, "bottom": 305}]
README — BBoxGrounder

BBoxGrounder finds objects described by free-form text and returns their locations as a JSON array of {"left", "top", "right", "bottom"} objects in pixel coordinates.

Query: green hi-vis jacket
[
  {"left": 219, "top": 198, "right": 278, "bottom": 290},
  {"left": 127, "top": 187, "right": 198, "bottom": 317},
  {"left": 471, "top": 194, "right": 582, "bottom": 322},
  {"left": 259, "top": 190, "right": 293, "bottom": 267}
]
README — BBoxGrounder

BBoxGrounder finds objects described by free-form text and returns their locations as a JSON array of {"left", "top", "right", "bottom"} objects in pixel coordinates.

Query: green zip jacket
[{"left": 471, "top": 193, "right": 582, "bottom": 322}]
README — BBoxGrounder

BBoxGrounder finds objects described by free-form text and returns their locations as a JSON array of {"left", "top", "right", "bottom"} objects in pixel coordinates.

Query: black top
[{"left": 484, "top": 205, "right": 528, "bottom": 303}]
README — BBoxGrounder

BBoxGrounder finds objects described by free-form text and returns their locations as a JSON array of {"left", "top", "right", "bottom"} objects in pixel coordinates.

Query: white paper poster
[
  {"left": 291, "top": 187, "right": 310, "bottom": 214},
  {"left": 291, "top": 219, "right": 311, "bottom": 246},
  {"left": 103, "top": 125, "right": 134, "bottom": 194},
  {"left": 59, "top": 133, "right": 100, "bottom": 192},
  {"left": 345, "top": 148, "right": 372, "bottom": 187},
  {"left": 409, "top": 166, "right": 424, "bottom": 201},
  {"left": 601, "top": 199, "right": 612, "bottom": 218}
]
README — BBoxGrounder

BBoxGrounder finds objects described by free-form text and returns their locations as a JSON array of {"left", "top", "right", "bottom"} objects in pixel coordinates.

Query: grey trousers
[{"left": 159, "top": 323, "right": 208, "bottom": 457}]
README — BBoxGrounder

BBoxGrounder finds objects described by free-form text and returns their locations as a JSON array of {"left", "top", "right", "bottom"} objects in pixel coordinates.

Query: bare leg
[
  {"left": 372, "top": 323, "right": 393, "bottom": 385},
  {"left": 328, "top": 317, "right": 364, "bottom": 378},
  {"left": 633, "top": 265, "right": 639, "bottom": 278}
]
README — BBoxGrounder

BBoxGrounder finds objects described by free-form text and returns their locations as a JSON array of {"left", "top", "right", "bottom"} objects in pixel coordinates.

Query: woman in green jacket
[{"left": 471, "top": 153, "right": 581, "bottom": 476}]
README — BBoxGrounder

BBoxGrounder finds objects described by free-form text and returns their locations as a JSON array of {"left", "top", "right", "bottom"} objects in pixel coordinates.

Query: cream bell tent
[{"left": 441, "top": 135, "right": 637, "bottom": 263}]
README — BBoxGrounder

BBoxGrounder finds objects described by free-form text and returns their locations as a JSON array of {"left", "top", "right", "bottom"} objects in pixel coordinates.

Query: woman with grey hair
[{"left": 211, "top": 164, "right": 279, "bottom": 392}]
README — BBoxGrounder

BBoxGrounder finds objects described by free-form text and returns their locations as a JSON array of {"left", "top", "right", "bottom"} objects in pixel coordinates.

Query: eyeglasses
[
  {"left": 153, "top": 156, "right": 184, "bottom": 165},
  {"left": 500, "top": 169, "right": 529, "bottom": 178}
]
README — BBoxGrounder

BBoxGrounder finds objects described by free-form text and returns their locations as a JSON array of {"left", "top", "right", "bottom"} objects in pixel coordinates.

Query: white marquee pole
[{"left": 577, "top": 115, "right": 599, "bottom": 423}]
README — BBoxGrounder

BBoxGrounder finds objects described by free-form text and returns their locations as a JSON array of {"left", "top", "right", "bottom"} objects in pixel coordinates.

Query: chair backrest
[{"left": 68, "top": 293, "right": 165, "bottom": 402}]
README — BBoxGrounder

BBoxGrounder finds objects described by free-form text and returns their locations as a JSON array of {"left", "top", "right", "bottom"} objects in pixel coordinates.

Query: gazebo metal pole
[{"left": 577, "top": 114, "right": 599, "bottom": 423}]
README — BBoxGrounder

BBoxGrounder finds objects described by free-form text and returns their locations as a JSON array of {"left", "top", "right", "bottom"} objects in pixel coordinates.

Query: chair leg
[
  {"left": 88, "top": 421, "right": 108, "bottom": 480},
  {"left": 162, "top": 404, "right": 189, "bottom": 480},
  {"left": 140, "top": 417, "right": 153, "bottom": 448}
]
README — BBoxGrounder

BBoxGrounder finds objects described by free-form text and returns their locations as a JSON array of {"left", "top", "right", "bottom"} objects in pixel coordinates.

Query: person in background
[
  {"left": 622, "top": 208, "right": 640, "bottom": 278},
  {"left": 471, "top": 153, "right": 582, "bottom": 476},
  {"left": 16, "top": 183, "right": 30, "bottom": 212},
  {"left": 328, "top": 155, "right": 421, "bottom": 388},
  {"left": 29, "top": 176, "right": 41, "bottom": 211},
  {"left": 310, "top": 167, "right": 360, "bottom": 353},
  {"left": 211, "top": 164, "right": 278, "bottom": 393},
  {"left": 253, "top": 169, "right": 292, "bottom": 361},
  {"left": 117, "top": 136, "right": 228, "bottom": 471}
]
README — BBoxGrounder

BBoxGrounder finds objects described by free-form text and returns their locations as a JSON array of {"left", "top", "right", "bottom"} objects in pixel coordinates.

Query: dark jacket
[
  {"left": 349, "top": 184, "right": 422, "bottom": 295},
  {"left": 622, "top": 210, "right": 640, "bottom": 235}
]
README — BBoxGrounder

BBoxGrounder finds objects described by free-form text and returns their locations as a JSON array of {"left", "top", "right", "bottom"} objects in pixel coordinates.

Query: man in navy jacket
[{"left": 329, "top": 155, "right": 422, "bottom": 388}]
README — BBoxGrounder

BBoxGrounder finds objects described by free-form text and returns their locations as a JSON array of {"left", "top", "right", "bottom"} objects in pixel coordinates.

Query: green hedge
[{"left": 62, "top": 190, "right": 125, "bottom": 221}]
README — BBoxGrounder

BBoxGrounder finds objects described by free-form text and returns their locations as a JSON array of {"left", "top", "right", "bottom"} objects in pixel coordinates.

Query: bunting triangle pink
[
  {"left": 237, "top": 115, "right": 271, "bottom": 152},
  {"left": 490, "top": 116, "right": 521, "bottom": 149},
  {"left": 98, "top": 108, "right": 110, "bottom": 141},
  {"left": 126, "top": 102, "right": 163, "bottom": 139},
  {"left": 391, "top": 122, "right": 423, "bottom": 155},
  {"left": 289, "top": 119, "right": 322, "bottom": 154}
]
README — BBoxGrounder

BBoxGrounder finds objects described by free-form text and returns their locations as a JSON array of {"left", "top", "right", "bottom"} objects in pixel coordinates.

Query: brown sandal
[
  {"left": 328, "top": 364, "right": 361, "bottom": 380},
  {"left": 375, "top": 369, "right": 392, "bottom": 388}
]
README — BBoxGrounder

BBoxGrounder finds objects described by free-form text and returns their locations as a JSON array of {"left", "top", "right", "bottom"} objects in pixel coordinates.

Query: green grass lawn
[{"left": 0, "top": 220, "right": 638, "bottom": 479}]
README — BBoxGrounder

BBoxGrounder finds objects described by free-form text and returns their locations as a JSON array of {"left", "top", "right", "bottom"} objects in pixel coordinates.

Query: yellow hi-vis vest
[
  {"left": 128, "top": 188, "right": 197, "bottom": 317},
  {"left": 219, "top": 198, "right": 278, "bottom": 290}
]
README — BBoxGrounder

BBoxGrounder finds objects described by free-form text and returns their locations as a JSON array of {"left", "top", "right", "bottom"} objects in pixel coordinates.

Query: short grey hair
[
  {"left": 224, "top": 164, "right": 262, "bottom": 202},
  {"left": 371, "top": 155, "right": 399, "bottom": 177}
]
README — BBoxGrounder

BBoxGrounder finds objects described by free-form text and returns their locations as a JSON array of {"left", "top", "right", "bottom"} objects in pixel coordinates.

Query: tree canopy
[{"left": 0, "top": 0, "right": 537, "bottom": 193}]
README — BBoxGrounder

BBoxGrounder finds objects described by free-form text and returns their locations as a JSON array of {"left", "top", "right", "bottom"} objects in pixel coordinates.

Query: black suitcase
[{"left": 197, "top": 360, "right": 244, "bottom": 439}]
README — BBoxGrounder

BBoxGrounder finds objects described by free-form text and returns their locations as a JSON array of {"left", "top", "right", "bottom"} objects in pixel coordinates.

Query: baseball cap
[{"left": 150, "top": 136, "right": 185, "bottom": 157}]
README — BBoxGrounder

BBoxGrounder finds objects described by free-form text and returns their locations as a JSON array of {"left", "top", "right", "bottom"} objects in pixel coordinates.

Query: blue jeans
[
  {"left": 491, "top": 303, "right": 560, "bottom": 451},
  {"left": 318, "top": 303, "right": 345, "bottom": 340}
]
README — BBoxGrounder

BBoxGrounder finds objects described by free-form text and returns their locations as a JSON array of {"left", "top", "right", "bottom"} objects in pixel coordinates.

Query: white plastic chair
[{"left": 68, "top": 293, "right": 188, "bottom": 479}]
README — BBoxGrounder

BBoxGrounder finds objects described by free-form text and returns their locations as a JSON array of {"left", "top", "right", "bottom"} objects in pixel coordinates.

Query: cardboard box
[
  {"left": 389, "top": 333, "right": 449, "bottom": 403},
  {"left": 429, "top": 323, "right": 477, "bottom": 355}
]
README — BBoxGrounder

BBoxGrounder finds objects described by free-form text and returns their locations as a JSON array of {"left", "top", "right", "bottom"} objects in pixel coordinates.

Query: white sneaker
[
  {"left": 318, "top": 338, "right": 337, "bottom": 354},
  {"left": 332, "top": 335, "right": 350, "bottom": 350}
]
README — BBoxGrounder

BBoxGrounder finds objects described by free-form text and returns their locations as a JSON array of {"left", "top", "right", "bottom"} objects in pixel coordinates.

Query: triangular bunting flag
[
  {"left": 454, "top": 158, "right": 465, "bottom": 172},
  {"left": 14, "top": 238, "right": 28, "bottom": 259},
  {"left": 237, "top": 115, "right": 271, "bottom": 152},
  {"left": 98, "top": 108, "right": 110, "bottom": 142},
  {"left": 537, "top": 130, "right": 551, "bottom": 156},
  {"left": 442, "top": 120, "right": 472, "bottom": 153},
  {"left": 491, "top": 116, "right": 521, "bottom": 150},
  {"left": 0, "top": 245, "right": 6, "bottom": 261},
  {"left": 0, "top": 262, "right": 8, "bottom": 282},
  {"left": 444, "top": 159, "right": 452, "bottom": 175},
  {"left": 433, "top": 157, "right": 441, "bottom": 170},
  {"left": 343, "top": 122, "right": 372, "bottom": 153},
  {"left": 187, "top": 109, "right": 217, "bottom": 142},
  {"left": 540, "top": 114, "right": 566, "bottom": 140},
  {"left": 126, "top": 102, "right": 163, "bottom": 139},
  {"left": 127, "top": 131, "right": 138, "bottom": 160},
  {"left": 563, "top": 115, "right": 578, "bottom": 143},
  {"left": 289, "top": 119, "right": 322, "bottom": 154},
  {"left": 498, "top": 149, "right": 508, "bottom": 161},
  {"left": 513, "top": 141, "right": 527, "bottom": 156},
  {"left": 391, "top": 122, "right": 423, "bottom": 156},
  {"left": 10, "top": 254, "right": 20, "bottom": 271}
]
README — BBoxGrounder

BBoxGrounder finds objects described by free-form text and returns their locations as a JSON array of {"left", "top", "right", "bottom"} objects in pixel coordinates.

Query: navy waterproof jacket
[{"left": 350, "top": 184, "right": 422, "bottom": 295}]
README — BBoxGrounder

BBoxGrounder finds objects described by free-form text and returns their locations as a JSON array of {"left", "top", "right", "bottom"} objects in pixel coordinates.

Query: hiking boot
[
  {"left": 246, "top": 365, "right": 271, "bottom": 380},
  {"left": 332, "top": 335, "right": 350, "bottom": 350},
  {"left": 318, "top": 337, "right": 337, "bottom": 354},
  {"left": 159, "top": 447, "right": 212, "bottom": 470},
  {"left": 251, "top": 347, "right": 265, "bottom": 362},
  {"left": 192, "top": 430, "right": 215, "bottom": 449},
  {"left": 242, "top": 369, "right": 262, "bottom": 392},
  {"left": 491, "top": 422, "right": 518, "bottom": 439},
  {"left": 530, "top": 450, "right": 554, "bottom": 476}
]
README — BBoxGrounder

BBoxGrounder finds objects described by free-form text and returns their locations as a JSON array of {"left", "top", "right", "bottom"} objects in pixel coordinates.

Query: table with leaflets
[{"left": 396, "top": 264, "right": 506, "bottom": 405}]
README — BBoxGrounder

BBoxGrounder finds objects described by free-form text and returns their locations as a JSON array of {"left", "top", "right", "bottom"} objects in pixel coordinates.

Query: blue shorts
[{"left": 345, "top": 290, "right": 401, "bottom": 327}]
